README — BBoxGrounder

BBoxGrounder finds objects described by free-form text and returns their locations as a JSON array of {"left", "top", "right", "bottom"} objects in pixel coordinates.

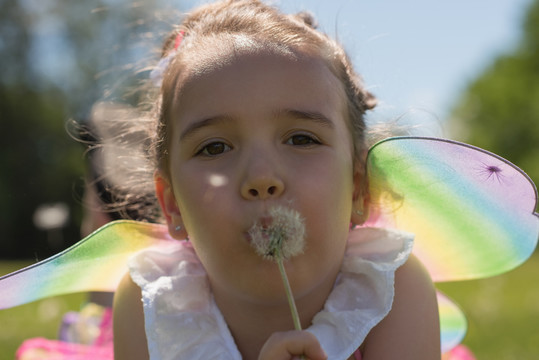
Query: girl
[{"left": 112, "top": 1, "right": 440, "bottom": 359}]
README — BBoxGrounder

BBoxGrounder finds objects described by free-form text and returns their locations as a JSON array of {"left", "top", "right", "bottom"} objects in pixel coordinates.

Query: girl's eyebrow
[
  {"left": 179, "top": 109, "right": 334, "bottom": 141},
  {"left": 179, "top": 115, "right": 233, "bottom": 141},
  {"left": 275, "top": 109, "right": 335, "bottom": 129}
]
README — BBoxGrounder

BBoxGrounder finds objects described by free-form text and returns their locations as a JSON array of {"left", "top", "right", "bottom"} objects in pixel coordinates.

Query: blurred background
[{"left": 0, "top": 0, "right": 538, "bottom": 358}]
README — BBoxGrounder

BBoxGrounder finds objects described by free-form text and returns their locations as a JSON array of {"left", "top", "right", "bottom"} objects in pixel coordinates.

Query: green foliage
[
  {"left": 0, "top": 86, "right": 85, "bottom": 258},
  {"left": 0, "top": 0, "right": 177, "bottom": 259},
  {"left": 524, "top": 0, "right": 539, "bottom": 52},
  {"left": 450, "top": 0, "right": 539, "bottom": 189}
]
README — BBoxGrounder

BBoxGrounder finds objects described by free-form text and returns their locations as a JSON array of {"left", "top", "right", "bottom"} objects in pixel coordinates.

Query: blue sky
[
  {"left": 276, "top": 0, "right": 533, "bottom": 132},
  {"left": 178, "top": 0, "right": 531, "bottom": 134}
]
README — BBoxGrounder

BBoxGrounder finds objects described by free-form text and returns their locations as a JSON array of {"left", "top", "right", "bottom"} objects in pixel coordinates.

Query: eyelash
[
  {"left": 195, "top": 141, "right": 232, "bottom": 157},
  {"left": 194, "top": 132, "right": 321, "bottom": 157},
  {"left": 285, "top": 132, "right": 322, "bottom": 147}
]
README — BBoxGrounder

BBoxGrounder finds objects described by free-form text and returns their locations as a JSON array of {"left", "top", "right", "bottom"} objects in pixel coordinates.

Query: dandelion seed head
[{"left": 249, "top": 205, "right": 305, "bottom": 261}]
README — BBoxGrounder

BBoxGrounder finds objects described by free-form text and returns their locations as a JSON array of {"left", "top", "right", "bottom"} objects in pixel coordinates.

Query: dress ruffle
[{"left": 128, "top": 227, "right": 413, "bottom": 360}]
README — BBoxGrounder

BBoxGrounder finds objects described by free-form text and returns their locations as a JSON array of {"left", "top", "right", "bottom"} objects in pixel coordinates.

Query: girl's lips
[
  {"left": 244, "top": 217, "right": 272, "bottom": 243},
  {"left": 257, "top": 216, "right": 273, "bottom": 228}
]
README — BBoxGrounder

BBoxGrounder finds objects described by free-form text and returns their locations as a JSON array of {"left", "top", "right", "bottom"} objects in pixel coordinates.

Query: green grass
[
  {"left": 437, "top": 254, "right": 539, "bottom": 359},
  {"left": 1, "top": 256, "right": 538, "bottom": 359}
]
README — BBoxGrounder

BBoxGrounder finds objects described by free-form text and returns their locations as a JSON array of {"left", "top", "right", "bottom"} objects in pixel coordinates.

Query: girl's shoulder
[
  {"left": 361, "top": 254, "right": 441, "bottom": 359},
  {"left": 308, "top": 227, "right": 416, "bottom": 359},
  {"left": 113, "top": 272, "right": 149, "bottom": 360}
]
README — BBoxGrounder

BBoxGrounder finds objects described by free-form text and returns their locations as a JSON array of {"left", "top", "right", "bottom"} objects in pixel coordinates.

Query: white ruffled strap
[
  {"left": 129, "top": 241, "right": 241, "bottom": 360},
  {"left": 309, "top": 227, "right": 414, "bottom": 359}
]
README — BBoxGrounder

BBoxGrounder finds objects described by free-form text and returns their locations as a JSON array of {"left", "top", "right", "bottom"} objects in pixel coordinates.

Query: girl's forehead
[
  {"left": 172, "top": 35, "right": 346, "bottom": 107},
  {"left": 173, "top": 46, "right": 346, "bottom": 114},
  {"left": 179, "top": 34, "right": 301, "bottom": 79}
]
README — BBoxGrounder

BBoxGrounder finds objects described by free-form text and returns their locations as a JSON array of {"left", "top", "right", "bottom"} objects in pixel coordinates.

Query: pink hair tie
[
  {"left": 173, "top": 31, "right": 185, "bottom": 50},
  {"left": 150, "top": 31, "right": 185, "bottom": 87}
]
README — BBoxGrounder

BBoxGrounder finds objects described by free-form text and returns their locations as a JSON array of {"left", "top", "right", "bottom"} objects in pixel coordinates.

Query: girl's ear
[
  {"left": 154, "top": 170, "right": 187, "bottom": 239},
  {"left": 351, "top": 159, "right": 370, "bottom": 226}
]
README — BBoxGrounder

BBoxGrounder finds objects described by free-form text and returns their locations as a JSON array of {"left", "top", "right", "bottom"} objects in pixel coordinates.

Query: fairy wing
[
  {"left": 367, "top": 136, "right": 538, "bottom": 352},
  {"left": 366, "top": 136, "right": 539, "bottom": 282},
  {"left": 437, "top": 291, "right": 467, "bottom": 353},
  {"left": 0, "top": 220, "right": 170, "bottom": 310}
]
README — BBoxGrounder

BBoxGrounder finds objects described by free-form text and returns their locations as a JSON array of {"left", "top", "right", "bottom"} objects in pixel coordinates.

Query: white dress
[{"left": 128, "top": 227, "right": 414, "bottom": 360}]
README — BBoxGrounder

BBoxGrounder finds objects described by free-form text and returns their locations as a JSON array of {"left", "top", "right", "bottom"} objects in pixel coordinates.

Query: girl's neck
[
  {"left": 211, "top": 273, "right": 338, "bottom": 360},
  {"left": 225, "top": 302, "right": 300, "bottom": 360}
]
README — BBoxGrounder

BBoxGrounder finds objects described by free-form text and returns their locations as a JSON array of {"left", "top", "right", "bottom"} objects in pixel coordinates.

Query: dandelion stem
[{"left": 276, "top": 253, "right": 302, "bottom": 331}]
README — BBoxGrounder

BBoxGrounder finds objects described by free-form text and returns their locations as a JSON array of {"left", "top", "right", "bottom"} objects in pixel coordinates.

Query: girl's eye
[
  {"left": 196, "top": 141, "right": 231, "bottom": 157},
  {"left": 286, "top": 134, "right": 321, "bottom": 146}
]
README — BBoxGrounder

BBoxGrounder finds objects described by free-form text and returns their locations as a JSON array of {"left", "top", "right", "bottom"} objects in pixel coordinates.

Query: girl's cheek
[{"left": 194, "top": 174, "right": 230, "bottom": 205}]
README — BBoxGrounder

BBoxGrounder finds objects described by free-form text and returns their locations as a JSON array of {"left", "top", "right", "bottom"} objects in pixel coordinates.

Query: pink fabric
[
  {"left": 16, "top": 338, "right": 113, "bottom": 360},
  {"left": 16, "top": 306, "right": 114, "bottom": 360},
  {"left": 444, "top": 344, "right": 477, "bottom": 360},
  {"left": 94, "top": 307, "right": 114, "bottom": 347}
]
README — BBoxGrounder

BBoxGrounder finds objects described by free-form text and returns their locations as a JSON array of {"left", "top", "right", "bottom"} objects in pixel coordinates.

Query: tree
[
  {"left": 0, "top": 0, "right": 183, "bottom": 259},
  {"left": 450, "top": 0, "right": 539, "bottom": 191},
  {"left": 0, "top": 86, "right": 85, "bottom": 258}
]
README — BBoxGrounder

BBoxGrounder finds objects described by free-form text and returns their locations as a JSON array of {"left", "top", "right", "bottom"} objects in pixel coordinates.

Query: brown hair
[{"left": 152, "top": 0, "right": 376, "bottom": 174}]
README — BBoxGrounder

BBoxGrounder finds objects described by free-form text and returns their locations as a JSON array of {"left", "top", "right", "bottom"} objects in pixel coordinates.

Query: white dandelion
[
  {"left": 249, "top": 205, "right": 306, "bottom": 260},
  {"left": 249, "top": 205, "right": 306, "bottom": 331}
]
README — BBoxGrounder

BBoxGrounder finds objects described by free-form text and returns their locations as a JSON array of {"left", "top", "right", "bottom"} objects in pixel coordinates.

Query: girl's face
[{"left": 157, "top": 47, "right": 365, "bottom": 307}]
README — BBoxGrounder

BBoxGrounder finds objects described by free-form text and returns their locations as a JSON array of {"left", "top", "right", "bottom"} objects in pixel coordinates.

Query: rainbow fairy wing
[
  {"left": 0, "top": 220, "right": 170, "bottom": 310},
  {"left": 367, "top": 136, "right": 539, "bottom": 282}
]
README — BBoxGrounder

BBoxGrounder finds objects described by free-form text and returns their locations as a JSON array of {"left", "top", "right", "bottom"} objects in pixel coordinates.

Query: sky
[{"left": 178, "top": 0, "right": 533, "bottom": 135}]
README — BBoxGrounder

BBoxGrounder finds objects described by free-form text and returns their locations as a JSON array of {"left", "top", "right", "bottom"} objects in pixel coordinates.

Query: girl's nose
[{"left": 240, "top": 162, "right": 285, "bottom": 200}]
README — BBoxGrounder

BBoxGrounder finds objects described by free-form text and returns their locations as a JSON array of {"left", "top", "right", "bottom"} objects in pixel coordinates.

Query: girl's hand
[{"left": 258, "top": 330, "right": 328, "bottom": 360}]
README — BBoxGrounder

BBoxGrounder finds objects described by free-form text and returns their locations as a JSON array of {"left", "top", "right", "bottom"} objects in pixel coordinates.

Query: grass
[
  {"left": 0, "top": 255, "right": 538, "bottom": 359},
  {"left": 437, "top": 254, "right": 539, "bottom": 359}
]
